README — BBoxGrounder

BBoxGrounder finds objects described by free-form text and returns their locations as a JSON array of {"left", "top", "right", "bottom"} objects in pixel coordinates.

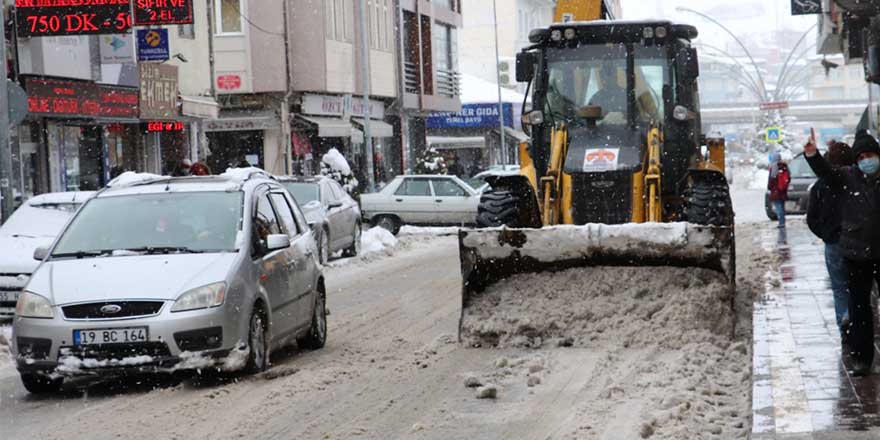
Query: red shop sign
[
  {"left": 217, "top": 75, "right": 242, "bottom": 91},
  {"left": 133, "top": 0, "right": 194, "bottom": 26},
  {"left": 25, "top": 78, "right": 139, "bottom": 119},
  {"left": 14, "top": 0, "right": 132, "bottom": 37}
]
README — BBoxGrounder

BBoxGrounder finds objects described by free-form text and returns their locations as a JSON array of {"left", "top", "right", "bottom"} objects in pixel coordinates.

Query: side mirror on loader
[
  {"left": 676, "top": 47, "right": 699, "bottom": 81},
  {"left": 516, "top": 52, "right": 537, "bottom": 83}
]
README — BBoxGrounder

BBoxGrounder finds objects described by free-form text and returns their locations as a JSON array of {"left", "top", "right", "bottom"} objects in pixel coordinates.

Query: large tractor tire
[
  {"left": 685, "top": 173, "right": 734, "bottom": 227},
  {"left": 476, "top": 190, "right": 520, "bottom": 228}
]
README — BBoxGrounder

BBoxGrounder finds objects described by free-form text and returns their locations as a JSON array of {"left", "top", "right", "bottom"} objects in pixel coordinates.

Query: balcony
[
  {"left": 404, "top": 62, "right": 420, "bottom": 94},
  {"left": 436, "top": 69, "right": 461, "bottom": 99}
]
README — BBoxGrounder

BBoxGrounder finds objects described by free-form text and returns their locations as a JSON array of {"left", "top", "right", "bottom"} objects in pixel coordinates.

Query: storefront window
[{"left": 207, "top": 130, "right": 264, "bottom": 172}]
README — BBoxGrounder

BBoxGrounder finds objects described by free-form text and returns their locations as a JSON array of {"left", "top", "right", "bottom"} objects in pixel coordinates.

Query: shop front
[
  {"left": 205, "top": 113, "right": 279, "bottom": 172},
  {"left": 21, "top": 77, "right": 141, "bottom": 193},
  {"left": 293, "top": 94, "right": 393, "bottom": 185},
  {"left": 139, "top": 64, "right": 189, "bottom": 175},
  {"left": 426, "top": 102, "right": 520, "bottom": 176}
]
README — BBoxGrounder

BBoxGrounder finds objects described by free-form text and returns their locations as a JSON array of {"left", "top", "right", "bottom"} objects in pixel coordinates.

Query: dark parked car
[
  {"left": 765, "top": 153, "right": 817, "bottom": 220},
  {"left": 279, "top": 176, "right": 361, "bottom": 263}
]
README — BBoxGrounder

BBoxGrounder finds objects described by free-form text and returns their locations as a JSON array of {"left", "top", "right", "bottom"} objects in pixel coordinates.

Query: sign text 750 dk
[{"left": 14, "top": 0, "right": 132, "bottom": 37}]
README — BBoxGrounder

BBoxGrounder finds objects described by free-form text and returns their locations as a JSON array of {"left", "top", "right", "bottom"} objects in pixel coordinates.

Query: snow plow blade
[{"left": 458, "top": 223, "right": 735, "bottom": 341}]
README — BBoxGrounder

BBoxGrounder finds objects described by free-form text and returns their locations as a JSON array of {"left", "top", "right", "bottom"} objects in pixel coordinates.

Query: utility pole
[
  {"left": 357, "top": 0, "right": 375, "bottom": 191},
  {"left": 0, "top": 7, "right": 12, "bottom": 223},
  {"left": 493, "top": 0, "right": 507, "bottom": 164}
]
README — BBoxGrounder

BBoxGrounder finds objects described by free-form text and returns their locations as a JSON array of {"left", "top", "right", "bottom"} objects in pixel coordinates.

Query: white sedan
[{"left": 360, "top": 175, "right": 479, "bottom": 234}]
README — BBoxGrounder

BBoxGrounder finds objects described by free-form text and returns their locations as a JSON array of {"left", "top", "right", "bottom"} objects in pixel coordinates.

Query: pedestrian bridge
[{"left": 701, "top": 99, "right": 866, "bottom": 128}]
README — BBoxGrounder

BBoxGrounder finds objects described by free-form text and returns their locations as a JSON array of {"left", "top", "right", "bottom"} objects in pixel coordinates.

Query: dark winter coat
[
  {"left": 767, "top": 163, "right": 791, "bottom": 202},
  {"left": 806, "top": 152, "right": 880, "bottom": 261},
  {"left": 807, "top": 178, "right": 845, "bottom": 243}
]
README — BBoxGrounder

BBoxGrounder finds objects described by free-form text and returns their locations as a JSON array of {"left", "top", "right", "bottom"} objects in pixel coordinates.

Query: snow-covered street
[{"left": 0, "top": 217, "right": 767, "bottom": 439}]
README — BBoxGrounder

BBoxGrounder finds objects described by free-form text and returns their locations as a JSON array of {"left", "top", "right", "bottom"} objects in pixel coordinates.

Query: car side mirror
[
  {"left": 34, "top": 246, "right": 49, "bottom": 261},
  {"left": 266, "top": 234, "right": 291, "bottom": 251},
  {"left": 328, "top": 200, "right": 343, "bottom": 209},
  {"left": 516, "top": 51, "right": 537, "bottom": 82}
]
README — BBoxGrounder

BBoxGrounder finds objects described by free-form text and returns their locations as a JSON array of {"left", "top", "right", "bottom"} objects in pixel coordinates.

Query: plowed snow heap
[{"left": 458, "top": 223, "right": 735, "bottom": 348}]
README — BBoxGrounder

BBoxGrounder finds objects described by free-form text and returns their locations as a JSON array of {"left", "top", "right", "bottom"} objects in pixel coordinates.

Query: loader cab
[{"left": 519, "top": 21, "right": 701, "bottom": 200}]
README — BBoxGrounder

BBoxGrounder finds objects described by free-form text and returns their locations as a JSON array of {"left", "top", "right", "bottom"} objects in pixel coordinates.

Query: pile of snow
[
  {"left": 360, "top": 227, "right": 398, "bottom": 255},
  {"left": 0, "top": 326, "right": 13, "bottom": 377},
  {"left": 320, "top": 148, "right": 358, "bottom": 194},
  {"left": 460, "top": 266, "right": 732, "bottom": 348},
  {"left": 107, "top": 172, "right": 166, "bottom": 187},
  {"left": 398, "top": 226, "right": 461, "bottom": 236}
]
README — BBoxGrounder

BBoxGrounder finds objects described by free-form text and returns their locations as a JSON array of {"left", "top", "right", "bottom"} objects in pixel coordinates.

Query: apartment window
[
  {"left": 179, "top": 23, "right": 195, "bottom": 39},
  {"left": 216, "top": 0, "right": 243, "bottom": 34},
  {"left": 326, "top": 0, "right": 352, "bottom": 42},
  {"left": 433, "top": 22, "right": 456, "bottom": 72}
]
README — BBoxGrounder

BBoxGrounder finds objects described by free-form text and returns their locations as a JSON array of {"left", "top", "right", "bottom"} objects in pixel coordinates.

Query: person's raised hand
[{"left": 804, "top": 140, "right": 818, "bottom": 157}]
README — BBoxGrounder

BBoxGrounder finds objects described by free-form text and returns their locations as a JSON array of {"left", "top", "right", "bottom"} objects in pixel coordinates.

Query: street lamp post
[{"left": 676, "top": 6, "right": 768, "bottom": 101}]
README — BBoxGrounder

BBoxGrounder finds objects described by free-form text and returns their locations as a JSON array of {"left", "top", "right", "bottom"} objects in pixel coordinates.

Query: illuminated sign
[
  {"left": 14, "top": 0, "right": 132, "bottom": 37},
  {"left": 134, "top": 0, "right": 194, "bottom": 25},
  {"left": 146, "top": 121, "right": 185, "bottom": 132},
  {"left": 25, "top": 78, "right": 139, "bottom": 119}
]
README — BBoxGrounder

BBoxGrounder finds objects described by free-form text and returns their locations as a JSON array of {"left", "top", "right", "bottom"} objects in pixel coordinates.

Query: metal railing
[
  {"left": 435, "top": 69, "right": 461, "bottom": 99},
  {"left": 403, "top": 62, "right": 420, "bottom": 94}
]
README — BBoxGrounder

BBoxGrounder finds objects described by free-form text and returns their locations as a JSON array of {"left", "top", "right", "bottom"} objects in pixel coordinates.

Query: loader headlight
[
  {"left": 564, "top": 28, "right": 576, "bottom": 40},
  {"left": 550, "top": 30, "right": 562, "bottom": 41},
  {"left": 655, "top": 26, "right": 668, "bottom": 38},
  {"left": 673, "top": 105, "right": 691, "bottom": 121},
  {"left": 643, "top": 26, "right": 654, "bottom": 39},
  {"left": 526, "top": 110, "right": 544, "bottom": 125}
]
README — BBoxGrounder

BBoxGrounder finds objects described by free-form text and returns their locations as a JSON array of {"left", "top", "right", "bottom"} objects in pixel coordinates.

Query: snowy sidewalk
[{"left": 752, "top": 221, "right": 880, "bottom": 439}]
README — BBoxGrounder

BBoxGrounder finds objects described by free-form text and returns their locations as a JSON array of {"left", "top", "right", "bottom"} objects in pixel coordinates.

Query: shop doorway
[{"left": 207, "top": 130, "right": 264, "bottom": 172}]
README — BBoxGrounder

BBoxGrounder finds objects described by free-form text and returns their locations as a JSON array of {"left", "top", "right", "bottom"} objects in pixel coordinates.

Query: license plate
[
  {"left": 0, "top": 291, "right": 18, "bottom": 303},
  {"left": 74, "top": 327, "right": 149, "bottom": 345}
]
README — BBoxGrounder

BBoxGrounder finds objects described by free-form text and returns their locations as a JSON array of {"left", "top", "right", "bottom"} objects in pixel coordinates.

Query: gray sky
[{"left": 621, "top": 0, "right": 817, "bottom": 50}]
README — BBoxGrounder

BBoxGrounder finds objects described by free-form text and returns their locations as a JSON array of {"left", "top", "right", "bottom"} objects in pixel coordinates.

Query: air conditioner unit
[{"left": 498, "top": 57, "right": 517, "bottom": 87}]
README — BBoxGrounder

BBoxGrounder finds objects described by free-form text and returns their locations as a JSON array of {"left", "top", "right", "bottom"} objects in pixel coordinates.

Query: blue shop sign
[{"left": 427, "top": 103, "right": 514, "bottom": 129}]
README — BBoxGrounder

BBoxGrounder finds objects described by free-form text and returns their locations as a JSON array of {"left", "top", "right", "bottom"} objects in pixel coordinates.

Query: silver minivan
[{"left": 12, "top": 170, "right": 327, "bottom": 393}]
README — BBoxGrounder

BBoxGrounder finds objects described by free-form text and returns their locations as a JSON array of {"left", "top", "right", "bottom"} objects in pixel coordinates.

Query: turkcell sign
[
  {"left": 14, "top": 0, "right": 132, "bottom": 37},
  {"left": 426, "top": 103, "right": 514, "bottom": 129}
]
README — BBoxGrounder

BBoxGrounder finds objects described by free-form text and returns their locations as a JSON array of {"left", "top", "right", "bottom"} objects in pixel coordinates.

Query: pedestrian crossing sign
[{"left": 766, "top": 127, "right": 782, "bottom": 143}]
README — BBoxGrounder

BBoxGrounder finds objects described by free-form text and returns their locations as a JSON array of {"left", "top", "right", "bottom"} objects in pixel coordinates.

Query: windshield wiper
[
  {"left": 121, "top": 246, "right": 208, "bottom": 255},
  {"left": 50, "top": 250, "right": 115, "bottom": 259}
]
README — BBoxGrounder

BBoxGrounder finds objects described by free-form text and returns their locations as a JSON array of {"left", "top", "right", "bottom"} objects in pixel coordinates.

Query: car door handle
[
  {"left": 436, "top": 199, "right": 443, "bottom": 203},
  {"left": 395, "top": 198, "right": 403, "bottom": 202}
]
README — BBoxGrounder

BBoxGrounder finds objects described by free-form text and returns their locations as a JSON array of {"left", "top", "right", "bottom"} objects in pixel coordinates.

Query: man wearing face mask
[{"left": 805, "top": 129, "right": 880, "bottom": 376}]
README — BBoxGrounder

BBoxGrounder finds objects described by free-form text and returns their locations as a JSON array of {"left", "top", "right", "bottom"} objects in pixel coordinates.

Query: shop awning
[
  {"left": 351, "top": 118, "right": 394, "bottom": 138},
  {"left": 427, "top": 136, "right": 486, "bottom": 150},
  {"left": 181, "top": 95, "right": 220, "bottom": 120},
  {"left": 296, "top": 115, "right": 355, "bottom": 138},
  {"left": 205, "top": 111, "right": 280, "bottom": 132}
]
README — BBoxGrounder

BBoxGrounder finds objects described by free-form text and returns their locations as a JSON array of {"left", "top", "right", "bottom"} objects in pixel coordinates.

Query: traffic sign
[
  {"left": 759, "top": 101, "right": 789, "bottom": 111},
  {"left": 766, "top": 127, "right": 782, "bottom": 143}
]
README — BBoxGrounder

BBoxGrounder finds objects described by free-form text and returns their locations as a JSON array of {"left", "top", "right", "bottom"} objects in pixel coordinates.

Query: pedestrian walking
[
  {"left": 805, "top": 129, "right": 880, "bottom": 376},
  {"left": 767, "top": 151, "right": 791, "bottom": 228},
  {"left": 806, "top": 141, "right": 855, "bottom": 345}
]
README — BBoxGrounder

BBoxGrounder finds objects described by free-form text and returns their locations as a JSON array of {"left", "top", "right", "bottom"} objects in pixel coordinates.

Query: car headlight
[
  {"left": 171, "top": 282, "right": 227, "bottom": 313},
  {"left": 16, "top": 291, "right": 54, "bottom": 319}
]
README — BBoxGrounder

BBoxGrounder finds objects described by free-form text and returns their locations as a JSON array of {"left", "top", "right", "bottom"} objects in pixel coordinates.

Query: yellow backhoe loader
[{"left": 459, "top": 2, "right": 735, "bottom": 343}]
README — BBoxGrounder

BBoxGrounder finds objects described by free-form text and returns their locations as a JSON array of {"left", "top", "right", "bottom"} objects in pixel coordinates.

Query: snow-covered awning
[
  {"left": 180, "top": 95, "right": 219, "bottom": 120},
  {"left": 427, "top": 136, "right": 485, "bottom": 150},
  {"left": 295, "top": 115, "right": 354, "bottom": 138},
  {"left": 351, "top": 118, "right": 393, "bottom": 138},
  {"left": 460, "top": 73, "right": 527, "bottom": 105}
]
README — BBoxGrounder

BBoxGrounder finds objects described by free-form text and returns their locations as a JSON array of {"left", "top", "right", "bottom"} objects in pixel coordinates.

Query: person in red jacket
[{"left": 768, "top": 153, "right": 791, "bottom": 228}]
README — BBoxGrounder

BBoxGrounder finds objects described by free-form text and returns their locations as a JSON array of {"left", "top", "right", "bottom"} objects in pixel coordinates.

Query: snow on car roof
[
  {"left": 27, "top": 191, "right": 95, "bottom": 206},
  {"left": 100, "top": 169, "right": 279, "bottom": 197}
]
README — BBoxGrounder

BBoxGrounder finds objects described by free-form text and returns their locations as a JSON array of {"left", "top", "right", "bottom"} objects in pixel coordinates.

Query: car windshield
[
  {"left": 788, "top": 155, "right": 816, "bottom": 179},
  {"left": 51, "top": 192, "right": 243, "bottom": 258},
  {"left": 545, "top": 44, "right": 667, "bottom": 126},
  {"left": 0, "top": 203, "right": 80, "bottom": 238},
  {"left": 283, "top": 182, "right": 320, "bottom": 204}
]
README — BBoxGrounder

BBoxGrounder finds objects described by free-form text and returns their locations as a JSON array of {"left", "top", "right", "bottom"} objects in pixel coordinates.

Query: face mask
[{"left": 858, "top": 157, "right": 880, "bottom": 175}]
